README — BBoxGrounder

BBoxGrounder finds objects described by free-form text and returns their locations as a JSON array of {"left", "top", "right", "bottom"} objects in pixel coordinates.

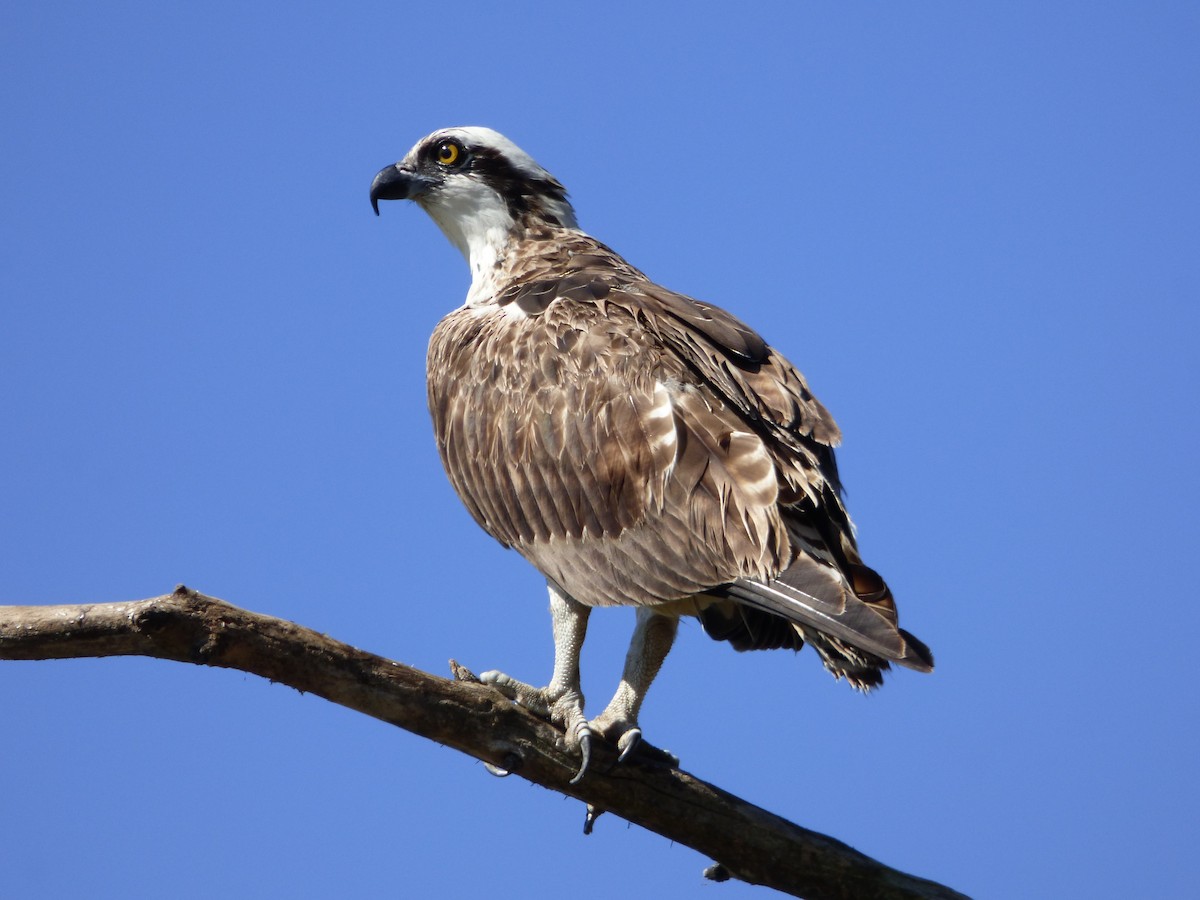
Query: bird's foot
[
  {"left": 587, "top": 711, "right": 643, "bottom": 762},
  {"left": 480, "top": 670, "right": 594, "bottom": 783},
  {"left": 588, "top": 711, "right": 679, "bottom": 770}
]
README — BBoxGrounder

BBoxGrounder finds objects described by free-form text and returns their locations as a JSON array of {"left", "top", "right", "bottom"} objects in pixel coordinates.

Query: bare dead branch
[{"left": 0, "top": 587, "right": 968, "bottom": 900}]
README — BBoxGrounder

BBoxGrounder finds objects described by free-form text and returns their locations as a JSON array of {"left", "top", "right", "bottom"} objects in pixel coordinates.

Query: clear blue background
[{"left": 3, "top": 4, "right": 1197, "bottom": 898}]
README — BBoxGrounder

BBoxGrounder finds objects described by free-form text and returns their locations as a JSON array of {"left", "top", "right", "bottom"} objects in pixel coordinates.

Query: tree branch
[{"left": 0, "top": 586, "right": 967, "bottom": 900}]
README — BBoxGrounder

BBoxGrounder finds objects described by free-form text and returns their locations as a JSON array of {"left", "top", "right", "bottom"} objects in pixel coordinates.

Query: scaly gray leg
[
  {"left": 480, "top": 581, "right": 594, "bottom": 782},
  {"left": 589, "top": 607, "right": 679, "bottom": 763}
]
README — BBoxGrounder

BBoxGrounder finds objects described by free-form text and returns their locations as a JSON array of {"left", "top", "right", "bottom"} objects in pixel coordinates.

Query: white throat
[{"left": 420, "top": 180, "right": 516, "bottom": 306}]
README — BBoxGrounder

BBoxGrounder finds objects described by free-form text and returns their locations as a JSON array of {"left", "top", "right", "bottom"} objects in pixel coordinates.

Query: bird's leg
[
  {"left": 589, "top": 607, "right": 678, "bottom": 765},
  {"left": 480, "top": 582, "right": 594, "bottom": 781}
]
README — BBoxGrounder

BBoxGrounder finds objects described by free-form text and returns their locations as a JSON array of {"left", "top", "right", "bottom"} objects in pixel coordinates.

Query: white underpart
[{"left": 418, "top": 176, "right": 516, "bottom": 307}]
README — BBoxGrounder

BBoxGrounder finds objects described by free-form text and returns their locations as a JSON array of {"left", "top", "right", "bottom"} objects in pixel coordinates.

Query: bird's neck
[
  {"left": 463, "top": 228, "right": 515, "bottom": 306},
  {"left": 459, "top": 220, "right": 575, "bottom": 308},
  {"left": 416, "top": 181, "right": 549, "bottom": 307}
]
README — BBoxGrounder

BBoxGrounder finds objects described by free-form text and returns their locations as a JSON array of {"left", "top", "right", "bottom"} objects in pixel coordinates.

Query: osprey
[{"left": 371, "top": 127, "right": 932, "bottom": 780}]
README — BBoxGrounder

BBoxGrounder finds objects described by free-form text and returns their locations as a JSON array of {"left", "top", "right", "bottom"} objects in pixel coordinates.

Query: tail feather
[
  {"left": 698, "top": 561, "right": 933, "bottom": 688},
  {"left": 727, "top": 577, "right": 915, "bottom": 664},
  {"left": 695, "top": 488, "right": 933, "bottom": 684}
]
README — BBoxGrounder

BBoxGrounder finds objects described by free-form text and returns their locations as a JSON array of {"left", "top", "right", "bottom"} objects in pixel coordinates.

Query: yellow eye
[{"left": 435, "top": 141, "right": 461, "bottom": 166}]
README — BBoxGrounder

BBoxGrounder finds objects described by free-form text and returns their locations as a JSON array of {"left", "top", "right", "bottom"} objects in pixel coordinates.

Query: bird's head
[{"left": 371, "top": 127, "right": 578, "bottom": 266}]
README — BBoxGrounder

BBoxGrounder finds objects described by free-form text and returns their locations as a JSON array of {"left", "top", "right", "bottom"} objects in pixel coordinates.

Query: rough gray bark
[{"left": 0, "top": 586, "right": 968, "bottom": 900}]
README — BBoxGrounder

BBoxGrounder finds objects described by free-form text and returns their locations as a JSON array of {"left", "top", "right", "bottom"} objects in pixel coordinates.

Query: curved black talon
[
  {"left": 484, "top": 751, "right": 523, "bottom": 778},
  {"left": 569, "top": 731, "right": 593, "bottom": 784},
  {"left": 582, "top": 804, "right": 603, "bottom": 835},
  {"left": 616, "top": 728, "right": 643, "bottom": 764}
]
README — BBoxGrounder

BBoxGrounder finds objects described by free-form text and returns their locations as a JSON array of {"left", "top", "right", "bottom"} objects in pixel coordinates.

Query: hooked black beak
[{"left": 370, "top": 164, "right": 437, "bottom": 215}]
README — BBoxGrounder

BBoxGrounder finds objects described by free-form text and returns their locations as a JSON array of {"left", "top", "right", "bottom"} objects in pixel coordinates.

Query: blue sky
[{"left": 3, "top": 4, "right": 1197, "bottom": 898}]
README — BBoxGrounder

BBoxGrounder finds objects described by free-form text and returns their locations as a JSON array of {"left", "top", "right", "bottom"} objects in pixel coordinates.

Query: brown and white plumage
[{"left": 371, "top": 127, "right": 932, "bottom": 778}]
